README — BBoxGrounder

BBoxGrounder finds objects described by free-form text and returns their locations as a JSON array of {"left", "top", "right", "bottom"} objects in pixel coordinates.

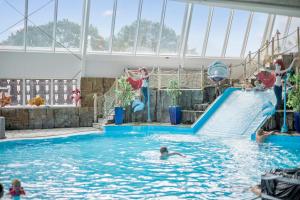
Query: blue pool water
[{"left": 1, "top": 132, "right": 300, "bottom": 199}]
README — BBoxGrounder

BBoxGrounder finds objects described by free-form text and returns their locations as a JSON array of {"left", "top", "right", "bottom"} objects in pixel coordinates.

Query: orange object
[
  {"left": 0, "top": 92, "right": 11, "bottom": 107},
  {"left": 257, "top": 71, "right": 276, "bottom": 88}
]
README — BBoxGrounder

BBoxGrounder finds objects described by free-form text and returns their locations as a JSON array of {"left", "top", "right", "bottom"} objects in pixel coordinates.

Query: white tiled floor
[{"left": 3, "top": 127, "right": 102, "bottom": 140}]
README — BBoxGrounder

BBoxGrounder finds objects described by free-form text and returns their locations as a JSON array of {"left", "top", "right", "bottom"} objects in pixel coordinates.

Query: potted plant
[
  {"left": 114, "top": 76, "right": 136, "bottom": 125},
  {"left": 97, "top": 113, "right": 104, "bottom": 123},
  {"left": 287, "top": 73, "right": 300, "bottom": 132},
  {"left": 167, "top": 80, "right": 182, "bottom": 125}
]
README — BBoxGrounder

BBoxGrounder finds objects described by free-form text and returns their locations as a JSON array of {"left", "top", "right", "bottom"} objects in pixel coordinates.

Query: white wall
[{"left": 0, "top": 51, "right": 244, "bottom": 79}]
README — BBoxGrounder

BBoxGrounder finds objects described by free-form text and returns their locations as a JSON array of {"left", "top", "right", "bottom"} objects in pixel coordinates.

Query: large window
[
  {"left": 205, "top": 7, "right": 230, "bottom": 57},
  {"left": 136, "top": 0, "right": 164, "bottom": 54},
  {"left": 88, "top": 0, "right": 114, "bottom": 52},
  {"left": 113, "top": 0, "right": 139, "bottom": 53},
  {"left": 285, "top": 17, "right": 300, "bottom": 51},
  {"left": 186, "top": 4, "right": 209, "bottom": 56},
  {"left": 244, "top": 12, "right": 268, "bottom": 56},
  {"left": 0, "top": 0, "right": 25, "bottom": 49},
  {"left": 56, "top": 0, "right": 83, "bottom": 51},
  {"left": 159, "top": 0, "right": 186, "bottom": 55},
  {"left": 225, "top": 10, "right": 250, "bottom": 57},
  {"left": 27, "top": 0, "right": 55, "bottom": 50}
]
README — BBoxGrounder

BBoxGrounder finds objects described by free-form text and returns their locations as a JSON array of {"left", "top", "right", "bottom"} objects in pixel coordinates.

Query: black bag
[{"left": 261, "top": 168, "right": 300, "bottom": 200}]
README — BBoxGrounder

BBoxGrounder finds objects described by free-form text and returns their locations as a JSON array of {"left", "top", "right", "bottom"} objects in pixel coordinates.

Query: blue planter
[
  {"left": 115, "top": 107, "right": 124, "bottom": 125},
  {"left": 169, "top": 106, "right": 182, "bottom": 125},
  {"left": 294, "top": 112, "right": 300, "bottom": 133}
]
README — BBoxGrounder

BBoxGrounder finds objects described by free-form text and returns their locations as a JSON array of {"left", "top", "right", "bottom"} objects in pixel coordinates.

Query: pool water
[{"left": 1, "top": 132, "right": 300, "bottom": 199}]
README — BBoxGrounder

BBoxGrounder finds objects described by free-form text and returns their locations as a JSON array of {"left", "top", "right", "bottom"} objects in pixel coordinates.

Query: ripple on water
[{"left": 0, "top": 133, "right": 299, "bottom": 199}]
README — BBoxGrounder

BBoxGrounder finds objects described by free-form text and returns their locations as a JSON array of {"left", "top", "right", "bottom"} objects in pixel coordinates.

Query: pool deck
[{"left": 1, "top": 127, "right": 101, "bottom": 140}]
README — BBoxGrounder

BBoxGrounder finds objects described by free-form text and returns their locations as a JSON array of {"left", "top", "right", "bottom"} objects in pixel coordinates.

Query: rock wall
[
  {"left": 0, "top": 107, "right": 94, "bottom": 130},
  {"left": 124, "top": 86, "right": 216, "bottom": 123},
  {"left": 80, "top": 77, "right": 115, "bottom": 111}
]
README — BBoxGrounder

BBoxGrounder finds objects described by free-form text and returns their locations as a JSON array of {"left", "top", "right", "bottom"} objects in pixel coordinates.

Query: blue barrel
[
  {"left": 169, "top": 106, "right": 182, "bottom": 125},
  {"left": 114, "top": 107, "right": 124, "bottom": 125}
]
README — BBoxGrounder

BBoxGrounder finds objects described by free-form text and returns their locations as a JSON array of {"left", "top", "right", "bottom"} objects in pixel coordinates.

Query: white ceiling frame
[
  {"left": 24, "top": 0, "right": 28, "bottom": 51},
  {"left": 109, "top": 0, "right": 118, "bottom": 54},
  {"left": 240, "top": 12, "right": 253, "bottom": 57},
  {"left": 133, "top": 0, "right": 143, "bottom": 55},
  {"left": 221, "top": 9, "right": 234, "bottom": 57},
  {"left": 80, "top": 0, "right": 91, "bottom": 77},
  {"left": 282, "top": 17, "right": 292, "bottom": 50},
  {"left": 156, "top": 0, "right": 167, "bottom": 56},
  {"left": 261, "top": 14, "right": 272, "bottom": 48},
  {"left": 179, "top": 3, "right": 192, "bottom": 59},
  {"left": 201, "top": 7, "right": 213, "bottom": 57},
  {"left": 180, "top": 3, "right": 193, "bottom": 60},
  {"left": 52, "top": 0, "right": 58, "bottom": 52}
]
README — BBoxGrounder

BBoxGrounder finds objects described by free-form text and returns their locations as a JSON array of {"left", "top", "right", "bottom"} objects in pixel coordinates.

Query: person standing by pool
[
  {"left": 160, "top": 147, "right": 186, "bottom": 159},
  {"left": 262, "top": 58, "right": 298, "bottom": 109}
]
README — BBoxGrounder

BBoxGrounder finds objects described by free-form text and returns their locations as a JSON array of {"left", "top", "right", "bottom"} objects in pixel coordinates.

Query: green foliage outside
[
  {"left": 1, "top": 19, "right": 179, "bottom": 52},
  {"left": 287, "top": 73, "right": 300, "bottom": 112},
  {"left": 167, "top": 80, "right": 182, "bottom": 106},
  {"left": 115, "top": 76, "right": 136, "bottom": 108}
]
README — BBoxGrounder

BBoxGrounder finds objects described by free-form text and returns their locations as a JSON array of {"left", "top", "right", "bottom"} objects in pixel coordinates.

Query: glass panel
[
  {"left": 27, "top": 0, "right": 55, "bottom": 50},
  {"left": 225, "top": 10, "right": 250, "bottom": 57},
  {"left": 244, "top": 12, "right": 268, "bottom": 56},
  {"left": 113, "top": 0, "right": 139, "bottom": 53},
  {"left": 0, "top": 0, "right": 25, "bottom": 49},
  {"left": 186, "top": 4, "right": 209, "bottom": 56},
  {"left": 136, "top": 0, "right": 163, "bottom": 54},
  {"left": 88, "top": 0, "right": 114, "bottom": 52},
  {"left": 25, "top": 79, "right": 51, "bottom": 105},
  {"left": 159, "top": 0, "right": 186, "bottom": 55},
  {"left": 56, "top": 0, "right": 83, "bottom": 51},
  {"left": 0, "top": 79, "right": 23, "bottom": 106},
  {"left": 205, "top": 7, "right": 230, "bottom": 57},
  {"left": 53, "top": 79, "right": 76, "bottom": 105},
  {"left": 285, "top": 17, "right": 300, "bottom": 52},
  {"left": 270, "top": 15, "right": 288, "bottom": 53}
]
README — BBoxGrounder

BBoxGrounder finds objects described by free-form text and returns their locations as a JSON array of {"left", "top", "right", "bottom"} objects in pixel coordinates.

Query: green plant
[
  {"left": 97, "top": 113, "right": 103, "bottom": 118},
  {"left": 115, "top": 76, "right": 136, "bottom": 107},
  {"left": 167, "top": 80, "right": 182, "bottom": 106},
  {"left": 288, "top": 73, "right": 300, "bottom": 112}
]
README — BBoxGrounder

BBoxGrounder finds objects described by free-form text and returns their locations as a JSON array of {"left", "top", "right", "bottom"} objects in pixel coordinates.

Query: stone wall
[
  {"left": 80, "top": 77, "right": 115, "bottom": 111},
  {"left": 123, "top": 86, "right": 216, "bottom": 123},
  {"left": 0, "top": 107, "right": 94, "bottom": 130}
]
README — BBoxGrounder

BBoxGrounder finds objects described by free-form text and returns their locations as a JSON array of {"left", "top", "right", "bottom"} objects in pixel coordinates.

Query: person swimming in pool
[{"left": 160, "top": 147, "right": 185, "bottom": 159}]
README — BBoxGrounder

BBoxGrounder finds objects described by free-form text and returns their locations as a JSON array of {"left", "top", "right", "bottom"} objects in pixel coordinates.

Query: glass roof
[{"left": 0, "top": 0, "right": 299, "bottom": 58}]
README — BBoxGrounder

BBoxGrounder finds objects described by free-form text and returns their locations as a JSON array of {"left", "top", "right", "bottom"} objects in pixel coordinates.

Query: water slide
[
  {"left": 192, "top": 88, "right": 276, "bottom": 136},
  {"left": 104, "top": 87, "right": 276, "bottom": 135}
]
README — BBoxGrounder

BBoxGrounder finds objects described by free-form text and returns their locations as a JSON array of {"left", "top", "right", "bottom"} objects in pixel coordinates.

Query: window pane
[
  {"left": 270, "top": 15, "right": 288, "bottom": 52},
  {"left": 136, "top": 0, "right": 163, "bottom": 54},
  {"left": 88, "top": 0, "right": 114, "bottom": 52},
  {"left": 285, "top": 17, "right": 300, "bottom": 52},
  {"left": 113, "top": 0, "right": 139, "bottom": 53},
  {"left": 159, "top": 0, "right": 186, "bottom": 55},
  {"left": 186, "top": 4, "right": 209, "bottom": 56},
  {"left": 27, "top": 0, "right": 55, "bottom": 50},
  {"left": 0, "top": 0, "right": 25, "bottom": 49},
  {"left": 226, "top": 10, "right": 250, "bottom": 57},
  {"left": 244, "top": 12, "right": 268, "bottom": 56},
  {"left": 56, "top": 0, "right": 83, "bottom": 51},
  {"left": 205, "top": 7, "right": 230, "bottom": 57}
]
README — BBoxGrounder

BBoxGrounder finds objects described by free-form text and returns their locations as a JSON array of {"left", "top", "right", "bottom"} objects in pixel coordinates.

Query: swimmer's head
[
  {"left": 160, "top": 147, "right": 168, "bottom": 154},
  {"left": 12, "top": 179, "right": 21, "bottom": 188}
]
